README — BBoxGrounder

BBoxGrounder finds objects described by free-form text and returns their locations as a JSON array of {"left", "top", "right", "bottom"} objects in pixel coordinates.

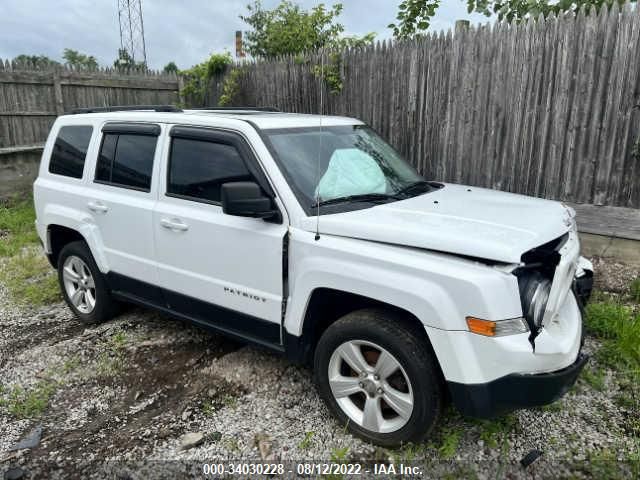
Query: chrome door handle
[
  {"left": 87, "top": 201, "right": 109, "bottom": 213},
  {"left": 160, "top": 218, "right": 189, "bottom": 231}
]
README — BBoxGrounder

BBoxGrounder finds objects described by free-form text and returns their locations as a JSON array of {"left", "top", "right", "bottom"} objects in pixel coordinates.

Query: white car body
[{"left": 34, "top": 108, "right": 592, "bottom": 419}]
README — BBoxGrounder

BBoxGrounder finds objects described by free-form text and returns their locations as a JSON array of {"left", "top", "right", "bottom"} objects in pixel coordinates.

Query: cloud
[{"left": 0, "top": 0, "right": 492, "bottom": 70}]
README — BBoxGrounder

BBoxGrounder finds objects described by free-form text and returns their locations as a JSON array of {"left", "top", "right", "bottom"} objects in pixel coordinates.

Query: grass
[
  {"left": 298, "top": 431, "right": 314, "bottom": 450},
  {"left": 0, "top": 354, "right": 82, "bottom": 419},
  {"left": 0, "top": 380, "right": 58, "bottom": 418},
  {"left": 584, "top": 296, "right": 640, "bottom": 379},
  {"left": 0, "top": 195, "right": 39, "bottom": 257},
  {"left": 631, "top": 278, "right": 640, "bottom": 304},
  {"left": 96, "top": 331, "right": 128, "bottom": 376},
  {"left": 436, "top": 427, "right": 461, "bottom": 459},
  {"left": 475, "top": 415, "right": 516, "bottom": 448},
  {"left": 0, "top": 193, "right": 60, "bottom": 306}
]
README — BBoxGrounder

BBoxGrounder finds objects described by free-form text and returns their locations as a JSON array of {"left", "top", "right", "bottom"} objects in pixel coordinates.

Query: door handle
[
  {"left": 160, "top": 218, "right": 189, "bottom": 231},
  {"left": 87, "top": 201, "right": 109, "bottom": 213}
]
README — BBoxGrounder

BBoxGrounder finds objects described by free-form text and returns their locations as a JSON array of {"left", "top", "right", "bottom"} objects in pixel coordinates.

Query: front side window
[
  {"left": 95, "top": 133, "right": 157, "bottom": 191},
  {"left": 49, "top": 125, "right": 93, "bottom": 178},
  {"left": 167, "top": 138, "right": 252, "bottom": 203},
  {"left": 263, "top": 125, "right": 429, "bottom": 214}
]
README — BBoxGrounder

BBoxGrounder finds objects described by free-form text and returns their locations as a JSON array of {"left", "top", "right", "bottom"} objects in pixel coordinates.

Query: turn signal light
[{"left": 466, "top": 316, "right": 529, "bottom": 337}]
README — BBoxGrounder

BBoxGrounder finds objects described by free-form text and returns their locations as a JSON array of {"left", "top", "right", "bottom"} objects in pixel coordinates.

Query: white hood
[{"left": 302, "top": 184, "right": 573, "bottom": 263}]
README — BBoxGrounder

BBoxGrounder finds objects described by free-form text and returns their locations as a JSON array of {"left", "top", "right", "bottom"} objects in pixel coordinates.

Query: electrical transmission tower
[{"left": 117, "top": 0, "right": 147, "bottom": 66}]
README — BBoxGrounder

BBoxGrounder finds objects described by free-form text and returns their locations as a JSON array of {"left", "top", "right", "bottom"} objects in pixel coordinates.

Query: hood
[{"left": 302, "top": 184, "right": 573, "bottom": 263}]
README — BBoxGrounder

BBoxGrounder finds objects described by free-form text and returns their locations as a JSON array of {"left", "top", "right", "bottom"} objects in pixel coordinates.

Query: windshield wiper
[
  {"left": 311, "top": 193, "right": 401, "bottom": 208},
  {"left": 395, "top": 180, "right": 433, "bottom": 197}
]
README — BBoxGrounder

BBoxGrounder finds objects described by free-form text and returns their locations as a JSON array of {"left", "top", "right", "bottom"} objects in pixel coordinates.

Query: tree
[
  {"left": 163, "top": 61, "right": 179, "bottom": 74},
  {"left": 240, "top": 0, "right": 375, "bottom": 58},
  {"left": 63, "top": 48, "right": 98, "bottom": 69},
  {"left": 181, "top": 53, "right": 233, "bottom": 105},
  {"left": 389, "top": 0, "right": 637, "bottom": 39},
  {"left": 113, "top": 48, "right": 147, "bottom": 71},
  {"left": 12, "top": 54, "right": 60, "bottom": 68}
]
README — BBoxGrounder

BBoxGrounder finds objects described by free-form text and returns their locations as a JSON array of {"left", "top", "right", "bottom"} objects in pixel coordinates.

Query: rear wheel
[
  {"left": 314, "top": 308, "right": 444, "bottom": 446},
  {"left": 57, "top": 241, "right": 119, "bottom": 324}
]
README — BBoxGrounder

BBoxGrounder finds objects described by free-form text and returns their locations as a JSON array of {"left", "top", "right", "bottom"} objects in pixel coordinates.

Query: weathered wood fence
[
  {"left": 0, "top": 62, "right": 180, "bottom": 150},
  {"left": 226, "top": 3, "right": 640, "bottom": 209}
]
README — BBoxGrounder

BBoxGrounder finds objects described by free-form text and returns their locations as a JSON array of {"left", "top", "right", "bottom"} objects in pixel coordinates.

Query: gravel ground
[{"left": 0, "top": 254, "right": 638, "bottom": 479}]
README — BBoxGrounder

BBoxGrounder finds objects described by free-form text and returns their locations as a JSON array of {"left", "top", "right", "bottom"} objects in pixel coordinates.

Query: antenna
[
  {"left": 314, "top": 48, "right": 324, "bottom": 241},
  {"left": 117, "top": 0, "right": 147, "bottom": 66}
]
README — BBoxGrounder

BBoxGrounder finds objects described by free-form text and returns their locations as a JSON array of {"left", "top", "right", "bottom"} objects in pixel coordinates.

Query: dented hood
[{"left": 303, "top": 184, "right": 573, "bottom": 263}]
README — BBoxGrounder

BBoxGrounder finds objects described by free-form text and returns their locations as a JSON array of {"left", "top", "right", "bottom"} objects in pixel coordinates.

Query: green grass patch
[
  {"left": 96, "top": 330, "right": 128, "bottom": 376},
  {"left": 0, "top": 195, "right": 38, "bottom": 257},
  {"left": 436, "top": 427, "right": 461, "bottom": 459},
  {"left": 0, "top": 379, "right": 58, "bottom": 418},
  {"left": 581, "top": 365, "right": 606, "bottom": 391},
  {"left": 630, "top": 278, "right": 640, "bottom": 304},
  {"left": 475, "top": 415, "right": 516, "bottom": 448},
  {"left": 0, "top": 248, "right": 60, "bottom": 305},
  {"left": 585, "top": 299, "right": 640, "bottom": 379},
  {"left": 298, "top": 431, "right": 314, "bottom": 450}
]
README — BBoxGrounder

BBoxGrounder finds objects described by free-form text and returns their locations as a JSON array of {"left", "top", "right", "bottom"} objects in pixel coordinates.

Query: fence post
[
  {"left": 455, "top": 20, "right": 470, "bottom": 33},
  {"left": 52, "top": 72, "right": 64, "bottom": 115}
]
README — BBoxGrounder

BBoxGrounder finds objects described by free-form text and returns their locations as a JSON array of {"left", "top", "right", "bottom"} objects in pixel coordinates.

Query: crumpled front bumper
[{"left": 447, "top": 352, "right": 588, "bottom": 418}]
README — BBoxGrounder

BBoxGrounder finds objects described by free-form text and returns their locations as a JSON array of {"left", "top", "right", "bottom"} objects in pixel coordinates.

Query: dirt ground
[{"left": 1, "top": 255, "right": 639, "bottom": 479}]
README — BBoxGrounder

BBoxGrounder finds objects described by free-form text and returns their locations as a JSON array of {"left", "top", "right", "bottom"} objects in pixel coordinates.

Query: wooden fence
[
  {"left": 0, "top": 62, "right": 180, "bottom": 149},
  {"left": 227, "top": 3, "right": 640, "bottom": 209}
]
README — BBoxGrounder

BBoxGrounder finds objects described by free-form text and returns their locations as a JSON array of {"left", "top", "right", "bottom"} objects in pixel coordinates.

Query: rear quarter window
[{"left": 48, "top": 125, "right": 94, "bottom": 178}]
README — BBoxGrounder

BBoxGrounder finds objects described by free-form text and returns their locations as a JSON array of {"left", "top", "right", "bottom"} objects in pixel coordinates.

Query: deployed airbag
[{"left": 316, "top": 148, "right": 387, "bottom": 200}]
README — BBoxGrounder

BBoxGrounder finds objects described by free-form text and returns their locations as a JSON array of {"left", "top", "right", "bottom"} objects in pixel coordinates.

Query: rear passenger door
[
  {"left": 85, "top": 122, "right": 163, "bottom": 303},
  {"left": 153, "top": 126, "right": 287, "bottom": 346}
]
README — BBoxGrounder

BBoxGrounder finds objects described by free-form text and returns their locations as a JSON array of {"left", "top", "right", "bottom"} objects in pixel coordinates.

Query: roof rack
[
  {"left": 188, "top": 106, "right": 280, "bottom": 112},
  {"left": 70, "top": 105, "right": 182, "bottom": 114}
]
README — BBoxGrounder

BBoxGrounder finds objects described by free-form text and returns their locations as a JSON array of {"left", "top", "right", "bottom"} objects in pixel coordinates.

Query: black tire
[
  {"left": 57, "top": 241, "right": 120, "bottom": 324},
  {"left": 313, "top": 308, "right": 444, "bottom": 447}
]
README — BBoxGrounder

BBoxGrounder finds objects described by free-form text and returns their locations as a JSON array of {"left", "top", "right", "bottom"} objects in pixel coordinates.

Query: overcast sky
[{"left": 0, "top": 0, "right": 491, "bottom": 70}]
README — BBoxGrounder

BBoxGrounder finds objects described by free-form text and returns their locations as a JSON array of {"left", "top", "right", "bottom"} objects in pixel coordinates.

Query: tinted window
[
  {"left": 168, "top": 138, "right": 252, "bottom": 203},
  {"left": 95, "top": 133, "right": 157, "bottom": 191},
  {"left": 49, "top": 126, "right": 93, "bottom": 178}
]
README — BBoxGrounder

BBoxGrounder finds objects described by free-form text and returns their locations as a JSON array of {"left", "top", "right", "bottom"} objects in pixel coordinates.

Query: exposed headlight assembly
[{"left": 517, "top": 271, "right": 552, "bottom": 332}]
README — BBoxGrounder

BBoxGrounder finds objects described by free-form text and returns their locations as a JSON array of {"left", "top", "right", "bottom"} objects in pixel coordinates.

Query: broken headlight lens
[{"left": 518, "top": 271, "right": 552, "bottom": 331}]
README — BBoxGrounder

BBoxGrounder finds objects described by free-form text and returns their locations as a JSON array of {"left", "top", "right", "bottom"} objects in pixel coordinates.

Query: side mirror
[{"left": 221, "top": 182, "right": 281, "bottom": 222}]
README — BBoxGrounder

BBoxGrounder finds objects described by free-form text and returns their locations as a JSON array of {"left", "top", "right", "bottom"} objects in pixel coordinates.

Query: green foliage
[
  {"left": 63, "top": 48, "right": 98, "bottom": 70},
  {"left": 0, "top": 250, "right": 61, "bottom": 306},
  {"left": 630, "top": 277, "right": 640, "bottom": 304},
  {"left": 0, "top": 380, "right": 58, "bottom": 418},
  {"left": 437, "top": 427, "right": 461, "bottom": 459},
  {"left": 96, "top": 330, "right": 128, "bottom": 376},
  {"left": 162, "top": 61, "right": 179, "bottom": 74},
  {"left": 389, "top": 0, "right": 442, "bottom": 39},
  {"left": 468, "top": 0, "right": 637, "bottom": 23},
  {"left": 390, "top": 0, "right": 638, "bottom": 39},
  {"left": 476, "top": 415, "right": 516, "bottom": 448},
  {"left": 113, "top": 48, "right": 147, "bottom": 71},
  {"left": 0, "top": 195, "right": 38, "bottom": 257},
  {"left": 298, "top": 431, "right": 314, "bottom": 450},
  {"left": 218, "top": 67, "right": 242, "bottom": 106},
  {"left": 240, "top": 1, "right": 374, "bottom": 93},
  {"left": 585, "top": 298, "right": 640, "bottom": 378},
  {"left": 12, "top": 54, "right": 60, "bottom": 68},
  {"left": 242, "top": 1, "right": 345, "bottom": 57},
  {"left": 181, "top": 52, "right": 232, "bottom": 106}
]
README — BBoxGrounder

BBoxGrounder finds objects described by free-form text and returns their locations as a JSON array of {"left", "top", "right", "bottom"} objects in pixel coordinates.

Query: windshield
[{"left": 263, "top": 125, "right": 428, "bottom": 213}]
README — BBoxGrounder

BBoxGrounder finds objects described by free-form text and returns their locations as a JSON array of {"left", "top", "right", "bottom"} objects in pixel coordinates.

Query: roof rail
[
  {"left": 70, "top": 105, "right": 182, "bottom": 114},
  {"left": 188, "top": 106, "right": 280, "bottom": 112}
]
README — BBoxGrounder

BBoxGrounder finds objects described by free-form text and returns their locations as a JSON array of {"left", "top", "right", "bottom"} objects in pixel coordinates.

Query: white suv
[{"left": 34, "top": 106, "right": 593, "bottom": 446}]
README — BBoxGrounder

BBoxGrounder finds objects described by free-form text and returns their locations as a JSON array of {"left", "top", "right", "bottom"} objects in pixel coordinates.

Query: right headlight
[{"left": 518, "top": 271, "right": 552, "bottom": 331}]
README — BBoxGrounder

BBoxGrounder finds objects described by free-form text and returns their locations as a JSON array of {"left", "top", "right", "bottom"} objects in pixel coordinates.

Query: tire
[
  {"left": 57, "top": 241, "right": 120, "bottom": 324},
  {"left": 314, "top": 308, "right": 444, "bottom": 447}
]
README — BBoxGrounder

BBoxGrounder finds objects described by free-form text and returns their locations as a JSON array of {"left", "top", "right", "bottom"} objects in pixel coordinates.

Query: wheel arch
[
  {"left": 285, "top": 287, "right": 444, "bottom": 381},
  {"left": 46, "top": 222, "right": 108, "bottom": 272}
]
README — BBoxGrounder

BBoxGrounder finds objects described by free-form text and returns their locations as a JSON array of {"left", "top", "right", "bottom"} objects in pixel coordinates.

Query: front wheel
[{"left": 314, "top": 308, "right": 444, "bottom": 447}]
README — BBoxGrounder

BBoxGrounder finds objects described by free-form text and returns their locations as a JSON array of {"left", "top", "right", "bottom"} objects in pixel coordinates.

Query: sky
[{"left": 0, "top": 0, "right": 491, "bottom": 70}]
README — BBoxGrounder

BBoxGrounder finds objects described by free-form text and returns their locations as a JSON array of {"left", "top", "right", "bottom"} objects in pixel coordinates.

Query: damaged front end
[{"left": 513, "top": 229, "right": 593, "bottom": 348}]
